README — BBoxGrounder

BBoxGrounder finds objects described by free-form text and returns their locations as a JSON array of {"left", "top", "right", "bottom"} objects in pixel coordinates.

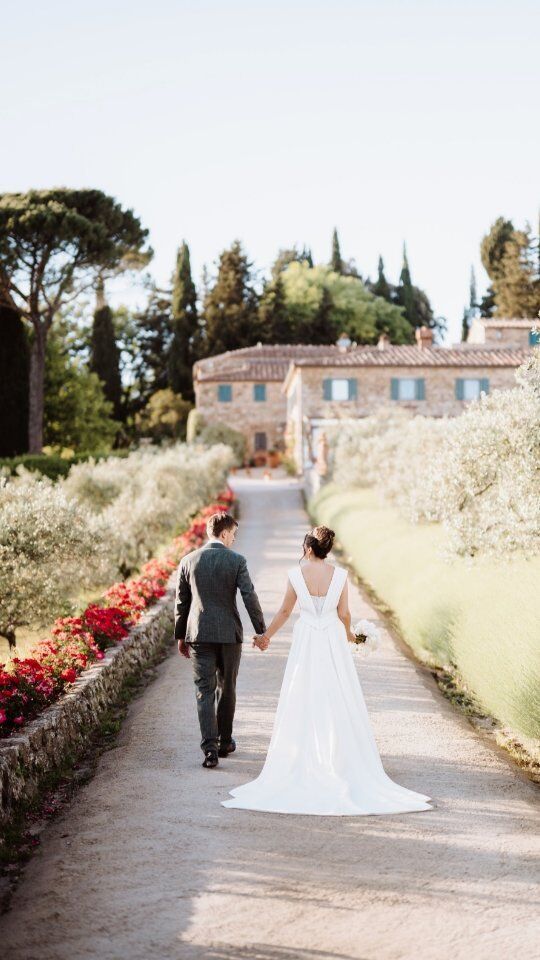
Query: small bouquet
[{"left": 350, "top": 618, "right": 381, "bottom": 656}]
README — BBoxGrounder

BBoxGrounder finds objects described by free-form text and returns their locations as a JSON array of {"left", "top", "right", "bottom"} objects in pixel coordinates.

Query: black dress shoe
[
  {"left": 202, "top": 750, "right": 218, "bottom": 768},
  {"left": 218, "top": 739, "right": 236, "bottom": 758}
]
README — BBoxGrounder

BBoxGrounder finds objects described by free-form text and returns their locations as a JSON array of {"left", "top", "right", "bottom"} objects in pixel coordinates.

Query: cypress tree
[
  {"left": 300, "top": 245, "right": 314, "bottom": 268},
  {"left": 202, "top": 240, "right": 260, "bottom": 355},
  {"left": 309, "top": 286, "right": 334, "bottom": 343},
  {"left": 0, "top": 301, "right": 29, "bottom": 455},
  {"left": 371, "top": 256, "right": 392, "bottom": 302},
  {"left": 462, "top": 266, "right": 479, "bottom": 341},
  {"left": 330, "top": 228, "right": 343, "bottom": 274},
  {"left": 258, "top": 275, "right": 295, "bottom": 343},
  {"left": 90, "top": 280, "right": 123, "bottom": 420},
  {"left": 169, "top": 241, "right": 199, "bottom": 401},
  {"left": 398, "top": 244, "right": 417, "bottom": 327}
]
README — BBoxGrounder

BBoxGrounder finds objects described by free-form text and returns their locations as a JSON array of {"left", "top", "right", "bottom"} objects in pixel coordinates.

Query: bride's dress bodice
[{"left": 288, "top": 564, "right": 347, "bottom": 631}]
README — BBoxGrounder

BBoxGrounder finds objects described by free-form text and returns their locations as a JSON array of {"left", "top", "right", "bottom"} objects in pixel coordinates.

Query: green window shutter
[
  {"left": 253, "top": 383, "right": 266, "bottom": 402},
  {"left": 348, "top": 378, "right": 358, "bottom": 400},
  {"left": 455, "top": 378, "right": 464, "bottom": 400},
  {"left": 218, "top": 384, "right": 232, "bottom": 402},
  {"left": 479, "top": 377, "right": 489, "bottom": 395},
  {"left": 323, "top": 378, "right": 332, "bottom": 400},
  {"left": 416, "top": 378, "right": 425, "bottom": 400},
  {"left": 390, "top": 378, "right": 399, "bottom": 400}
]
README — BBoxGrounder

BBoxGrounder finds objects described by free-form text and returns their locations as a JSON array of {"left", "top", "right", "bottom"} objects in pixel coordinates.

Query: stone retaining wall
[{"left": 0, "top": 582, "right": 175, "bottom": 829}]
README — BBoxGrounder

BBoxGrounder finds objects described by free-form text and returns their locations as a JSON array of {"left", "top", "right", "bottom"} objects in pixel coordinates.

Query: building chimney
[
  {"left": 415, "top": 325, "right": 433, "bottom": 349},
  {"left": 336, "top": 333, "right": 352, "bottom": 352},
  {"left": 377, "top": 333, "right": 390, "bottom": 350}
]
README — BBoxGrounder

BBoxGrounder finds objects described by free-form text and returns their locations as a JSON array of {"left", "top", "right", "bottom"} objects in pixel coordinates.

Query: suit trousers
[{"left": 189, "top": 641, "right": 242, "bottom": 753}]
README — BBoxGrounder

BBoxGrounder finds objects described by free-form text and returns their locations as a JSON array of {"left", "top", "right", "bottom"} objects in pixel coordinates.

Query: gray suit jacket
[{"left": 175, "top": 541, "right": 266, "bottom": 644}]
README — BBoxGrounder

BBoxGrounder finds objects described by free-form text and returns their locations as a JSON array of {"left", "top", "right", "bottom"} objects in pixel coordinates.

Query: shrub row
[{"left": 0, "top": 489, "right": 234, "bottom": 738}]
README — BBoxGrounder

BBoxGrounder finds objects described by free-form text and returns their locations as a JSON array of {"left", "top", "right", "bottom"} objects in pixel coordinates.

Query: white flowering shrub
[
  {"left": 330, "top": 356, "right": 540, "bottom": 557},
  {"left": 0, "top": 442, "right": 234, "bottom": 643},
  {"left": 0, "top": 473, "right": 115, "bottom": 644}
]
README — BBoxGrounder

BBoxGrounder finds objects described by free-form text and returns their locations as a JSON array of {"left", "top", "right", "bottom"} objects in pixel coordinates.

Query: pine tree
[
  {"left": 371, "top": 256, "right": 392, "bottom": 302},
  {"left": 479, "top": 286, "right": 496, "bottom": 318},
  {"left": 168, "top": 241, "right": 199, "bottom": 401},
  {"left": 493, "top": 227, "right": 540, "bottom": 317},
  {"left": 0, "top": 300, "right": 29, "bottom": 455},
  {"left": 330, "top": 228, "right": 343, "bottom": 274},
  {"left": 202, "top": 241, "right": 260, "bottom": 355},
  {"left": 134, "top": 287, "right": 173, "bottom": 406},
  {"left": 271, "top": 245, "right": 312, "bottom": 278},
  {"left": 258, "top": 275, "right": 295, "bottom": 343},
  {"left": 89, "top": 280, "right": 123, "bottom": 420},
  {"left": 481, "top": 217, "right": 515, "bottom": 281}
]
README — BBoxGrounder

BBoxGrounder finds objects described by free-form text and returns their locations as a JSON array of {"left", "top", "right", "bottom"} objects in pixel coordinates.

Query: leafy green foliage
[
  {"left": 135, "top": 388, "right": 191, "bottom": 441},
  {"left": 281, "top": 262, "right": 411, "bottom": 344},
  {"left": 198, "top": 422, "right": 246, "bottom": 465},
  {"left": 44, "top": 331, "right": 118, "bottom": 451}
]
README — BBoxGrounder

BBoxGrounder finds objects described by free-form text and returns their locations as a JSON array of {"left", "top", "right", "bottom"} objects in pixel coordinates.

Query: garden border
[{"left": 0, "top": 577, "right": 175, "bottom": 828}]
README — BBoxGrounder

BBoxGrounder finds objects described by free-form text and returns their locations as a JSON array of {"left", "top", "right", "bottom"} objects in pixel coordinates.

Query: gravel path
[{"left": 1, "top": 476, "right": 539, "bottom": 960}]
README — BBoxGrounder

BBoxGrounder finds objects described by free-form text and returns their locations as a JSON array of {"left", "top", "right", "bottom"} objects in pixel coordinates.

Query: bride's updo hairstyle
[{"left": 302, "top": 525, "right": 335, "bottom": 560}]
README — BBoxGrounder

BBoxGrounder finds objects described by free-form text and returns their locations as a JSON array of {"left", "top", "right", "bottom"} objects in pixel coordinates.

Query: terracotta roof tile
[
  {"left": 194, "top": 342, "right": 532, "bottom": 382},
  {"left": 290, "top": 346, "right": 532, "bottom": 368}
]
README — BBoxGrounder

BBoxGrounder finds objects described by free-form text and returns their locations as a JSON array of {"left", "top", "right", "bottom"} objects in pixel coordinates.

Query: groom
[{"left": 175, "top": 511, "right": 268, "bottom": 768}]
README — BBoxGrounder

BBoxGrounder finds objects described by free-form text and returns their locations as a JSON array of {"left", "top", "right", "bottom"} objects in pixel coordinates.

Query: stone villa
[{"left": 193, "top": 319, "right": 537, "bottom": 470}]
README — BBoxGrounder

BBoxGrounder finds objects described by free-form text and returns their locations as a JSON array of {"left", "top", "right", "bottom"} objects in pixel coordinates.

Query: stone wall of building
[
  {"left": 195, "top": 380, "right": 287, "bottom": 457},
  {"left": 296, "top": 363, "right": 519, "bottom": 420}
]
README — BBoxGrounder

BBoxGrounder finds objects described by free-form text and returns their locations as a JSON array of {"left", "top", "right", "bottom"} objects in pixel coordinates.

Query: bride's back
[{"left": 299, "top": 561, "right": 336, "bottom": 597}]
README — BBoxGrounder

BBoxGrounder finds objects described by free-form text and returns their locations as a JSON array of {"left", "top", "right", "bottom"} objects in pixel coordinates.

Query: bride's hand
[{"left": 253, "top": 633, "right": 270, "bottom": 651}]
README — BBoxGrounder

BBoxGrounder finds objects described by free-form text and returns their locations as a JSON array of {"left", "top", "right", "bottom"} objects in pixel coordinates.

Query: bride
[{"left": 222, "top": 526, "right": 433, "bottom": 816}]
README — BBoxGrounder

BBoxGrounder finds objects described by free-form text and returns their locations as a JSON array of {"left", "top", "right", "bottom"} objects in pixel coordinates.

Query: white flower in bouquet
[{"left": 351, "top": 618, "right": 381, "bottom": 655}]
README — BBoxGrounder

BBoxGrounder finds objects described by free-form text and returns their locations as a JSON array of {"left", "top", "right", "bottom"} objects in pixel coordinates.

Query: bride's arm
[
  {"left": 337, "top": 580, "right": 355, "bottom": 643},
  {"left": 256, "top": 581, "right": 297, "bottom": 648}
]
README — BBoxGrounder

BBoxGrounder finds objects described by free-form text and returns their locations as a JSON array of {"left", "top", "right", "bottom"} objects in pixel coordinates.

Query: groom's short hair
[{"left": 206, "top": 512, "right": 238, "bottom": 538}]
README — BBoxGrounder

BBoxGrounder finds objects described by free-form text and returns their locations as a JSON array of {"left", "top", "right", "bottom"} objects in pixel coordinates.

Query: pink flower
[
  {"left": 13, "top": 715, "right": 24, "bottom": 725},
  {"left": 0, "top": 709, "right": 6, "bottom": 724}
]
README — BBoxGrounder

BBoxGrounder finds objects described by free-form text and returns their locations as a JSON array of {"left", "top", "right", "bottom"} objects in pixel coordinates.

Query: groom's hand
[
  {"left": 252, "top": 633, "right": 270, "bottom": 651},
  {"left": 178, "top": 639, "right": 191, "bottom": 658}
]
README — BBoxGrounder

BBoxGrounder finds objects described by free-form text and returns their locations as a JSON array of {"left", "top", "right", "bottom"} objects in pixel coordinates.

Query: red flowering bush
[
  {"left": 82, "top": 605, "right": 131, "bottom": 649},
  {"left": 0, "top": 488, "right": 235, "bottom": 737}
]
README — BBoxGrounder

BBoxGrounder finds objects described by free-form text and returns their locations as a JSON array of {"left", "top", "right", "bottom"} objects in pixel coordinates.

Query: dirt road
[{"left": 1, "top": 476, "right": 538, "bottom": 960}]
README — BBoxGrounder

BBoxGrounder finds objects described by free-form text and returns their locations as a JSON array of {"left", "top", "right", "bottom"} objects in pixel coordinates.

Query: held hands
[{"left": 253, "top": 633, "right": 270, "bottom": 652}]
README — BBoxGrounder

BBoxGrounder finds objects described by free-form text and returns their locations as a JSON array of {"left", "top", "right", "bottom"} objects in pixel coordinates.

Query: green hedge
[
  {"left": 0, "top": 450, "right": 129, "bottom": 480},
  {"left": 311, "top": 483, "right": 540, "bottom": 741}
]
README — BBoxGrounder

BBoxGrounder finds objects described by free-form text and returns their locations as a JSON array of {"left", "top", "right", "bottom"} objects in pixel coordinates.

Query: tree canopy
[
  {"left": 0, "top": 188, "right": 151, "bottom": 451},
  {"left": 281, "top": 262, "right": 412, "bottom": 344}
]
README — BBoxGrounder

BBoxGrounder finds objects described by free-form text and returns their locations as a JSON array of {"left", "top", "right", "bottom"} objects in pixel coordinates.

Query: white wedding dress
[{"left": 222, "top": 564, "right": 433, "bottom": 816}]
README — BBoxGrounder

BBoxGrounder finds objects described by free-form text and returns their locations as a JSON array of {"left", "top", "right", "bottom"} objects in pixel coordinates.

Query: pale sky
[{"left": 2, "top": 0, "right": 539, "bottom": 343}]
